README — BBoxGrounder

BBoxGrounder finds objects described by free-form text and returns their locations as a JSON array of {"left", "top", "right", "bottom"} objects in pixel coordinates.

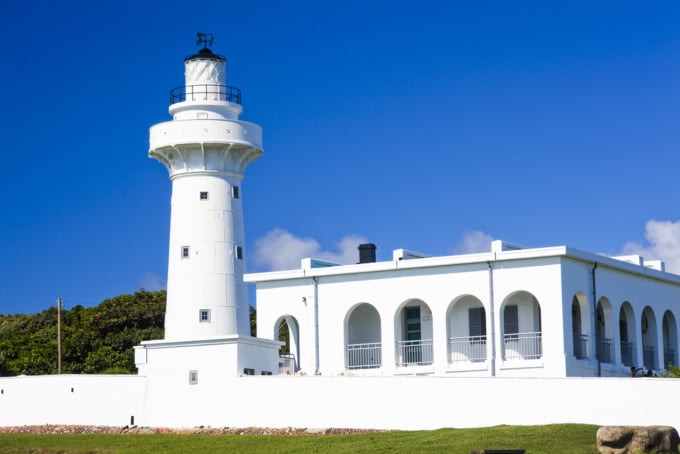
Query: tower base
[{"left": 135, "top": 336, "right": 283, "bottom": 382}]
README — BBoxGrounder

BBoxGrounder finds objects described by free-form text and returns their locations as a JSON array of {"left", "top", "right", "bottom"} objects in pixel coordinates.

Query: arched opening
[
  {"left": 662, "top": 310, "right": 678, "bottom": 369},
  {"left": 345, "top": 303, "right": 382, "bottom": 369},
  {"left": 395, "top": 299, "right": 433, "bottom": 366},
  {"left": 619, "top": 302, "right": 636, "bottom": 367},
  {"left": 641, "top": 306, "right": 658, "bottom": 370},
  {"left": 596, "top": 297, "right": 614, "bottom": 363},
  {"left": 274, "top": 315, "right": 300, "bottom": 374},
  {"left": 501, "top": 291, "right": 542, "bottom": 360},
  {"left": 571, "top": 294, "right": 589, "bottom": 359},
  {"left": 448, "top": 295, "right": 486, "bottom": 363}
]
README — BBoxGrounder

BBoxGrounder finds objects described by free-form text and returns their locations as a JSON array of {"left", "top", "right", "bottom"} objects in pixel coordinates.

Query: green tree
[
  {"left": 83, "top": 346, "right": 130, "bottom": 373},
  {"left": 249, "top": 305, "right": 256, "bottom": 336},
  {"left": 660, "top": 363, "right": 680, "bottom": 378},
  {"left": 0, "top": 289, "right": 166, "bottom": 376}
]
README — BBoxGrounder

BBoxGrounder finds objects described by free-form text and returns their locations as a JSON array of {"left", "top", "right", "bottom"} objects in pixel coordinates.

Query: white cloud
[
  {"left": 622, "top": 220, "right": 680, "bottom": 274},
  {"left": 451, "top": 230, "right": 495, "bottom": 254},
  {"left": 138, "top": 272, "right": 166, "bottom": 291},
  {"left": 252, "top": 228, "right": 368, "bottom": 271}
]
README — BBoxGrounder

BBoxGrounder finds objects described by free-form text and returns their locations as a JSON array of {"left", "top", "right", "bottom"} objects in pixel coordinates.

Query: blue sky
[{"left": 2, "top": 1, "right": 680, "bottom": 314}]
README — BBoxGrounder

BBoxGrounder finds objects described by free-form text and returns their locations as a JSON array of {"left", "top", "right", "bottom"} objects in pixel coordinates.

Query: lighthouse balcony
[
  {"left": 170, "top": 84, "right": 241, "bottom": 105},
  {"left": 149, "top": 119, "right": 263, "bottom": 150}
]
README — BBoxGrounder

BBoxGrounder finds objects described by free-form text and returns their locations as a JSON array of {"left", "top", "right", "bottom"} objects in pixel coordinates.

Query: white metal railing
[
  {"left": 503, "top": 331, "right": 542, "bottom": 360},
  {"left": 664, "top": 349, "right": 676, "bottom": 369},
  {"left": 346, "top": 342, "right": 382, "bottom": 369},
  {"left": 573, "top": 333, "right": 588, "bottom": 359},
  {"left": 396, "top": 339, "right": 433, "bottom": 366},
  {"left": 620, "top": 341, "right": 634, "bottom": 367},
  {"left": 278, "top": 353, "right": 296, "bottom": 375},
  {"left": 643, "top": 345, "right": 656, "bottom": 370},
  {"left": 597, "top": 337, "right": 613, "bottom": 363},
  {"left": 448, "top": 335, "right": 487, "bottom": 363}
]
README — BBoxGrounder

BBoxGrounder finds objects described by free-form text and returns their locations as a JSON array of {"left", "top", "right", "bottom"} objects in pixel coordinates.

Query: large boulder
[{"left": 597, "top": 426, "right": 679, "bottom": 454}]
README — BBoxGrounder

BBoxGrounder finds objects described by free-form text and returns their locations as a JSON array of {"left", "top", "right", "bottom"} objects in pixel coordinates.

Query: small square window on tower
[
  {"left": 181, "top": 246, "right": 190, "bottom": 258},
  {"left": 199, "top": 191, "right": 209, "bottom": 200},
  {"left": 236, "top": 246, "right": 243, "bottom": 260},
  {"left": 189, "top": 370, "right": 198, "bottom": 385},
  {"left": 232, "top": 186, "right": 240, "bottom": 199},
  {"left": 199, "top": 309, "right": 211, "bottom": 323}
]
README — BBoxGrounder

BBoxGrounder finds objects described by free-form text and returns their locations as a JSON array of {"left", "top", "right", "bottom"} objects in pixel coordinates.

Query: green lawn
[{"left": 0, "top": 424, "right": 603, "bottom": 453}]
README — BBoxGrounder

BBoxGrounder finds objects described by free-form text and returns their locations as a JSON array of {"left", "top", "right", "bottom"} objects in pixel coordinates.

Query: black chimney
[{"left": 358, "top": 243, "right": 377, "bottom": 264}]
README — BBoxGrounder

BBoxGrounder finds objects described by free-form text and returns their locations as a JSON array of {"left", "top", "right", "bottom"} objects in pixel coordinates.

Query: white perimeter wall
[
  {"left": 0, "top": 375, "right": 145, "bottom": 427},
  {"left": 1, "top": 374, "right": 678, "bottom": 431}
]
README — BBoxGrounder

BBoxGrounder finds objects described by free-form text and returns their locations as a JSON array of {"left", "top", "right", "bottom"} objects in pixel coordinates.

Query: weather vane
[{"left": 196, "top": 32, "right": 215, "bottom": 49}]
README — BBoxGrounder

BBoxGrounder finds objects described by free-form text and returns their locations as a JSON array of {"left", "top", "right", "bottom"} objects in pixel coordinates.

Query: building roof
[{"left": 245, "top": 241, "right": 680, "bottom": 286}]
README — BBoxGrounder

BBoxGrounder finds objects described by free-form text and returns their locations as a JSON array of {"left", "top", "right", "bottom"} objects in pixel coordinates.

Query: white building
[{"left": 247, "top": 241, "right": 680, "bottom": 378}]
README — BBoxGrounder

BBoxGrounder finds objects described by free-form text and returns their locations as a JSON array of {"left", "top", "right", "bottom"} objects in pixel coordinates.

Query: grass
[{"left": 0, "top": 424, "right": 603, "bottom": 453}]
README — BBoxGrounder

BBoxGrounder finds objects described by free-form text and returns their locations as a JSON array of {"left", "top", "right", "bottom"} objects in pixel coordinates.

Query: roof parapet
[
  {"left": 611, "top": 254, "right": 665, "bottom": 272},
  {"left": 491, "top": 240, "right": 526, "bottom": 253},
  {"left": 393, "top": 249, "right": 431, "bottom": 261},
  {"left": 301, "top": 258, "right": 340, "bottom": 270}
]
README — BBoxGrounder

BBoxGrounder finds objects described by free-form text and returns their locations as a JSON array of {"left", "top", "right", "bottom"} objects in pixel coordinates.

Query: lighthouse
[
  {"left": 149, "top": 34, "right": 262, "bottom": 341},
  {"left": 136, "top": 35, "right": 279, "bottom": 380}
]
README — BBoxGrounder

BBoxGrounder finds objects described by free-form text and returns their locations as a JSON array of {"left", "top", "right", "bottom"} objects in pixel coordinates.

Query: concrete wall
[
  {"left": 1, "top": 374, "right": 678, "bottom": 431},
  {"left": 0, "top": 374, "right": 145, "bottom": 427}
]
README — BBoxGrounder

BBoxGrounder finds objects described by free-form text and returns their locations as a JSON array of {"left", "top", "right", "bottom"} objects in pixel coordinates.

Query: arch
[
  {"left": 345, "top": 303, "right": 382, "bottom": 369},
  {"left": 596, "top": 297, "right": 614, "bottom": 363},
  {"left": 662, "top": 310, "right": 678, "bottom": 369},
  {"left": 394, "top": 298, "right": 433, "bottom": 366},
  {"left": 447, "top": 295, "right": 486, "bottom": 363},
  {"left": 641, "top": 306, "right": 658, "bottom": 370},
  {"left": 619, "top": 302, "right": 636, "bottom": 367},
  {"left": 571, "top": 293, "right": 590, "bottom": 360},
  {"left": 500, "top": 291, "right": 542, "bottom": 360},
  {"left": 274, "top": 315, "right": 300, "bottom": 373}
]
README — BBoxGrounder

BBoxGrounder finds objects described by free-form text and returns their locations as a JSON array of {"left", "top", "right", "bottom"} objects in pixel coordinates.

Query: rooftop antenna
[{"left": 196, "top": 32, "right": 215, "bottom": 50}]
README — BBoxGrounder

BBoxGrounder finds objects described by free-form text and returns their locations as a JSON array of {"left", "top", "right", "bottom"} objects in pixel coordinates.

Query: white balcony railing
[
  {"left": 448, "top": 335, "right": 487, "bottom": 363},
  {"left": 503, "top": 331, "right": 542, "bottom": 360},
  {"left": 664, "top": 348, "right": 676, "bottom": 369},
  {"left": 278, "top": 353, "right": 296, "bottom": 374},
  {"left": 620, "top": 341, "right": 634, "bottom": 366},
  {"left": 643, "top": 345, "right": 656, "bottom": 370},
  {"left": 346, "top": 342, "right": 382, "bottom": 369},
  {"left": 597, "top": 337, "right": 613, "bottom": 363},
  {"left": 396, "top": 339, "right": 433, "bottom": 366},
  {"left": 573, "top": 333, "right": 588, "bottom": 359}
]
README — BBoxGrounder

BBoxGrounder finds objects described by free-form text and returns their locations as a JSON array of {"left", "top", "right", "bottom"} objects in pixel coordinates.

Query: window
[
  {"left": 404, "top": 307, "right": 421, "bottom": 341},
  {"left": 236, "top": 246, "right": 243, "bottom": 260},
  {"left": 469, "top": 307, "right": 486, "bottom": 337},
  {"left": 504, "top": 304, "right": 519, "bottom": 338},
  {"left": 200, "top": 191, "right": 208, "bottom": 200},
  {"left": 232, "top": 186, "right": 240, "bottom": 199},
  {"left": 620, "top": 319, "right": 629, "bottom": 342},
  {"left": 181, "top": 246, "right": 190, "bottom": 258},
  {"left": 243, "top": 368, "right": 255, "bottom": 375},
  {"left": 199, "top": 309, "right": 211, "bottom": 323},
  {"left": 189, "top": 370, "right": 198, "bottom": 385}
]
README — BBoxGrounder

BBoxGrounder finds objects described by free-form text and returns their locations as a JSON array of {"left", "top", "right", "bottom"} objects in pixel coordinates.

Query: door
[{"left": 404, "top": 306, "right": 421, "bottom": 363}]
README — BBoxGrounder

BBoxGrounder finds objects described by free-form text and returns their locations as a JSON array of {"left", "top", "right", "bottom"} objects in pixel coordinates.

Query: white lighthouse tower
[
  {"left": 136, "top": 35, "right": 280, "bottom": 379},
  {"left": 149, "top": 34, "right": 260, "bottom": 341}
]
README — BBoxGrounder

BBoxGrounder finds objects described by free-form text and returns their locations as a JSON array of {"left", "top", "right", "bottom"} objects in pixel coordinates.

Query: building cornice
[{"left": 245, "top": 244, "right": 680, "bottom": 287}]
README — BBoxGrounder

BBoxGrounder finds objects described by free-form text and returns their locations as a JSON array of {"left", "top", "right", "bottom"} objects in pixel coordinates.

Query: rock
[{"left": 597, "top": 425, "right": 679, "bottom": 454}]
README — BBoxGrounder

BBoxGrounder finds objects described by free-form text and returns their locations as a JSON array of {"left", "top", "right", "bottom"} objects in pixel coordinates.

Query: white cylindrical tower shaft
[{"left": 149, "top": 39, "right": 262, "bottom": 340}]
